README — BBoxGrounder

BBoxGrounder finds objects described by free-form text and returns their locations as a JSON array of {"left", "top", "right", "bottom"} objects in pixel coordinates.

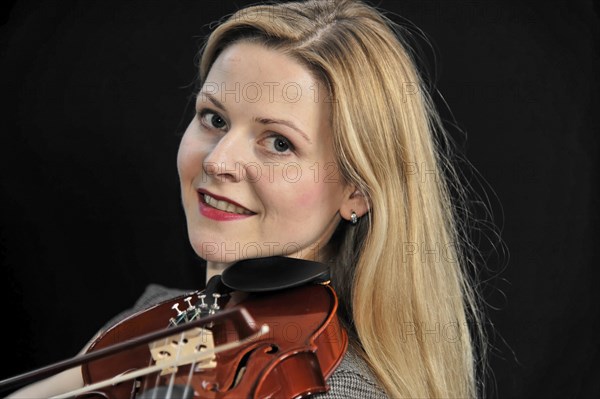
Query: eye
[
  {"left": 265, "top": 135, "right": 294, "bottom": 154},
  {"left": 198, "top": 109, "right": 228, "bottom": 131}
]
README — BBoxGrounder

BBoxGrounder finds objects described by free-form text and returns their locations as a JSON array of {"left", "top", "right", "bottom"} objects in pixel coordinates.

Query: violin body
[{"left": 81, "top": 284, "right": 348, "bottom": 399}]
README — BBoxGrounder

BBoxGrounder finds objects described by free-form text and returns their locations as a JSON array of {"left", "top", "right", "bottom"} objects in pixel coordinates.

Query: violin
[{"left": 0, "top": 256, "right": 348, "bottom": 398}]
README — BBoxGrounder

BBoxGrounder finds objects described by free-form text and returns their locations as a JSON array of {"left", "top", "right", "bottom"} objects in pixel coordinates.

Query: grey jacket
[{"left": 106, "top": 284, "right": 388, "bottom": 399}]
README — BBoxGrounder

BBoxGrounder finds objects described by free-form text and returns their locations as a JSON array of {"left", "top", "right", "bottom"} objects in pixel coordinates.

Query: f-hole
[{"left": 229, "top": 344, "right": 278, "bottom": 390}]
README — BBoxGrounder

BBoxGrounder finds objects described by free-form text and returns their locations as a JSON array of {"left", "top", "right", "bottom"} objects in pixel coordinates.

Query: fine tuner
[{"left": 169, "top": 292, "right": 226, "bottom": 326}]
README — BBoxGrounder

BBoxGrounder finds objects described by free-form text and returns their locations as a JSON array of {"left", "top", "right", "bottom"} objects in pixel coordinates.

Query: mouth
[{"left": 198, "top": 190, "right": 255, "bottom": 215}]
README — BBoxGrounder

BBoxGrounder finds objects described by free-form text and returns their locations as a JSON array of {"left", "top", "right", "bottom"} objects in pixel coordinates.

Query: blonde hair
[{"left": 198, "top": 1, "right": 487, "bottom": 397}]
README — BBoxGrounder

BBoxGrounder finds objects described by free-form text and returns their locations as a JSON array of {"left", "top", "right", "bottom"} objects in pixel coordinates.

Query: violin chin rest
[
  {"left": 221, "top": 256, "right": 330, "bottom": 292},
  {"left": 137, "top": 385, "right": 194, "bottom": 399}
]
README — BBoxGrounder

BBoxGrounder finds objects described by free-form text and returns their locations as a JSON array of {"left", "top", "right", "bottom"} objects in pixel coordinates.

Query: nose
[{"left": 202, "top": 129, "right": 248, "bottom": 183}]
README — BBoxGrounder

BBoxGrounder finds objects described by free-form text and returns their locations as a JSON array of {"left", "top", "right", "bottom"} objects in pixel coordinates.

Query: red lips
[{"left": 197, "top": 189, "right": 255, "bottom": 221}]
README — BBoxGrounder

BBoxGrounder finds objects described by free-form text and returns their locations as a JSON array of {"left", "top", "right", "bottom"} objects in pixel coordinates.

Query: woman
[{"left": 7, "top": 0, "right": 486, "bottom": 397}]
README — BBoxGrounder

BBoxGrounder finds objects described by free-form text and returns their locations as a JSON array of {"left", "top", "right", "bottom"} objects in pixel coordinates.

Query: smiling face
[{"left": 177, "top": 42, "right": 356, "bottom": 264}]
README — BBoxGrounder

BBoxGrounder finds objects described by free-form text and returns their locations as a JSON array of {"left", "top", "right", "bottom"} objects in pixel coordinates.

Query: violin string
[
  {"left": 141, "top": 342, "right": 156, "bottom": 398},
  {"left": 163, "top": 327, "right": 206, "bottom": 399},
  {"left": 149, "top": 356, "right": 163, "bottom": 398},
  {"left": 138, "top": 338, "right": 157, "bottom": 398},
  {"left": 176, "top": 328, "right": 203, "bottom": 398},
  {"left": 164, "top": 330, "right": 187, "bottom": 399},
  {"left": 183, "top": 356, "right": 197, "bottom": 399},
  {"left": 164, "top": 371, "right": 177, "bottom": 399}
]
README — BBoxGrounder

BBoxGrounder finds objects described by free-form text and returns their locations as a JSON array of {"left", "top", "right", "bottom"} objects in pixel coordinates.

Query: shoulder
[
  {"left": 130, "top": 283, "right": 191, "bottom": 310},
  {"left": 314, "top": 345, "right": 388, "bottom": 399}
]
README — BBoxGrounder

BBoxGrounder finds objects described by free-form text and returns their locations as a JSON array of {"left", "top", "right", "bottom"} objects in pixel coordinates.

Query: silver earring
[{"left": 350, "top": 211, "right": 358, "bottom": 225}]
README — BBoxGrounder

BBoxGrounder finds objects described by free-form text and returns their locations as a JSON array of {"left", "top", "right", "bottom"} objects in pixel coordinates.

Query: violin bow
[{"left": 0, "top": 306, "right": 262, "bottom": 394}]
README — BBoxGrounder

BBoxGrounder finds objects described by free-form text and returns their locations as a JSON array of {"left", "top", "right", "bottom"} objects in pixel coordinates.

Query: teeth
[{"left": 204, "top": 194, "right": 252, "bottom": 215}]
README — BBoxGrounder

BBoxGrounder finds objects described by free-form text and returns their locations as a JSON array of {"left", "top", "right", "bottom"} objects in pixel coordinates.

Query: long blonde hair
[{"left": 198, "top": 1, "right": 486, "bottom": 397}]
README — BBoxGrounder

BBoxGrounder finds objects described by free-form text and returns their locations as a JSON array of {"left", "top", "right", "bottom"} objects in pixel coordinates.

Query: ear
[{"left": 339, "top": 185, "right": 370, "bottom": 222}]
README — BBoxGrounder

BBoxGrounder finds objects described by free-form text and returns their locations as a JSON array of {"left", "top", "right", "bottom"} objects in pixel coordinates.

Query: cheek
[
  {"left": 285, "top": 179, "right": 335, "bottom": 212},
  {"left": 176, "top": 143, "right": 194, "bottom": 180},
  {"left": 296, "top": 185, "right": 326, "bottom": 208},
  {"left": 289, "top": 171, "right": 347, "bottom": 218},
  {"left": 177, "top": 130, "right": 205, "bottom": 182}
]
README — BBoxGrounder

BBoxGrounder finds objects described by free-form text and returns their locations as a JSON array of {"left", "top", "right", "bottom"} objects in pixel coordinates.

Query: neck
[{"left": 206, "top": 261, "right": 232, "bottom": 284}]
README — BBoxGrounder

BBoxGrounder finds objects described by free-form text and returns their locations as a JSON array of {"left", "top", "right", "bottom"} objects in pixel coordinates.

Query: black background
[{"left": 1, "top": 1, "right": 598, "bottom": 398}]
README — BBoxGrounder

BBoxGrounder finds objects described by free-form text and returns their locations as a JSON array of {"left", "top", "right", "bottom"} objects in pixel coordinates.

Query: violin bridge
[{"left": 148, "top": 327, "right": 217, "bottom": 376}]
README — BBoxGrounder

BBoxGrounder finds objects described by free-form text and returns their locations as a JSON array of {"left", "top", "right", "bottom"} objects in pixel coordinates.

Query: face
[{"left": 177, "top": 42, "right": 354, "bottom": 264}]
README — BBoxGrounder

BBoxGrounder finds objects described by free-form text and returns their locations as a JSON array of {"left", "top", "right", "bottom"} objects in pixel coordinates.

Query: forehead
[{"left": 200, "top": 42, "right": 327, "bottom": 116}]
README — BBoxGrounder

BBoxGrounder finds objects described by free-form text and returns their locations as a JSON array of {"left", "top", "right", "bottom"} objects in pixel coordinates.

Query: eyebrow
[
  {"left": 199, "top": 91, "right": 312, "bottom": 144},
  {"left": 200, "top": 92, "right": 227, "bottom": 112},
  {"left": 253, "top": 117, "right": 312, "bottom": 144}
]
